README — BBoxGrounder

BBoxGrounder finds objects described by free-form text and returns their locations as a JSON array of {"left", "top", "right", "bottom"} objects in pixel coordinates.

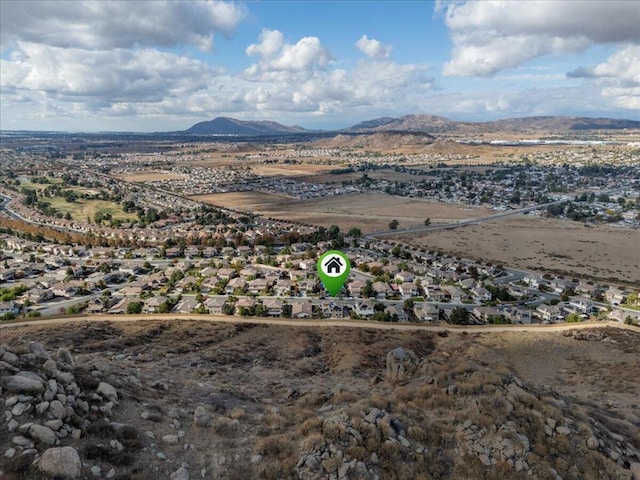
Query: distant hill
[
  {"left": 183, "top": 117, "right": 308, "bottom": 135},
  {"left": 345, "top": 115, "right": 640, "bottom": 134},
  {"left": 315, "top": 131, "right": 435, "bottom": 149}
]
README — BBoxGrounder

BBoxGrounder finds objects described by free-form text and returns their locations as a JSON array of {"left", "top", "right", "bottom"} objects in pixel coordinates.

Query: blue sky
[{"left": 0, "top": 0, "right": 638, "bottom": 131}]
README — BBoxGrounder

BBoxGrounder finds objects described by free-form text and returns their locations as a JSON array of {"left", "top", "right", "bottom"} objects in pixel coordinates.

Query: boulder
[
  {"left": 386, "top": 347, "right": 418, "bottom": 382},
  {"left": 170, "top": 467, "right": 190, "bottom": 480},
  {"left": 38, "top": 446, "right": 81, "bottom": 478},
  {"left": 162, "top": 434, "right": 180, "bottom": 445},
  {"left": 96, "top": 382, "right": 118, "bottom": 403},
  {"left": 587, "top": 436, "right": 599, "bottom": 450},
  {"left": 2, "top": 374, "right": 44, "bottom": 394},
  {"left": 630, "top": 463, "right": 640, "bottom": 480},
  {"left": 57, "top": 348, "right": 75, "bottom": 367},
  {"left": 29, "top": 424, "right": 57, "bottom": 445},
  {"left": 42, "top": 359, "right": 58, "bottom": 379},
  {"left": 28, "top": 341, "right": 50, "bottom": 358},
  {"left": 48, "top": 400, "right": 66, "bottom": 420},
  {"left": 194, "top": 406, "right": 210, "bottom": 428}
]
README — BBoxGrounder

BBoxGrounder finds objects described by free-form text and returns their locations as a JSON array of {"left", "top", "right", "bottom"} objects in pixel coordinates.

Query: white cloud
[
  {"left": 0, "top": 42, "right": 220, "bottom": 105},
  {"left": 439, "top": 0, "right": 640, "bottom": 77},
  {"left": 0, "top": 0, "right": 246, "bottom": 51},
  {"left": 245, "top": 29, "right": 332, "bottom": 74},
  {"left": 356, "top": 35, "right": 392, "bottom": 59},
  {"left": 566, "top": 45, "right": 640, "bottom": 110}
]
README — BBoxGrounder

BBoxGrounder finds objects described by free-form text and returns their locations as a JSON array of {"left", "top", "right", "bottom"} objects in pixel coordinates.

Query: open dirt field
[
  {"left": 195, "top": 192, "right": 496, "bottom": 232},
  {"left": 251, "top": 163, "right": 337, "bottom": 177},
  {"left": 116, "top": 171, "right": 185, "bottom": 182},
  {"left": 396, "top": 215, "right": 640, "bottom": 285}
]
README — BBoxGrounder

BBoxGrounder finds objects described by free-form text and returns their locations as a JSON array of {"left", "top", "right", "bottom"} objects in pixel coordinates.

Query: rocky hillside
[
  {"left": 1, "top": 321, "right": 639, "bottom": 480},
  {"left": 315, "top": 132, "right": 435, "bottom": 149},
  {"left": 345, "top": 115, "right": 640, "bottom": 135}
]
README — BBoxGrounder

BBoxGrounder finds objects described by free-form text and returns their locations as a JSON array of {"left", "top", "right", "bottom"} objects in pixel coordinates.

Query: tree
[
  {"left": 566, "top": 312, "right": 581, "bottom": 323},
  {"left": 348, "top": 227, "right": 362, "bottom": 239},
  {"left": 449, "top": 307, "right": 471, "bottom": 325},
  {"left": 127, "top": 301, "right": 143, "bottom": 314},
  {"left": 388, "top": 219, "right": 399, "bottom": 230},
  {"left": 424, "top": 218, "right": 431, "bottom": 226},
  {"left": 361, "top": 280, "right": 374, "bottom": 298}
]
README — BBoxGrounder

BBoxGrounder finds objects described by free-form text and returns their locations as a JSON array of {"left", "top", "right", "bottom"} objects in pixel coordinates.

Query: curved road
[{"left": 1, "top": 314, "right": 637, "bottom": 334}]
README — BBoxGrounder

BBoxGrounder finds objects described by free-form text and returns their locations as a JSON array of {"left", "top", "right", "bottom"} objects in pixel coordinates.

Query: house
[
  {"left": 263, "top": 298, "right": 283, "bottom": 317},
  {"left": 51, "top": 282, "right": 78, "bottom": 298},
  {"left": 414, "top": 303, "right": 439, "bottom": 322},
  {"left": 322, "top": 302, "right": 346, "bottom": 319},
  {"left": 535, "top": 304, "right": 564, "bottom": 323},
  {"left": 248, "top": 278, "right": 269, "bottom": 295},
  {"left": 395, "top": 271, "right": 415, "bottom": 283},
  {"left": 425, "top": 285, "right": 448, "bottom": 301},
  {"left": 372, "top": 281, "right": 392, "bottom": 299},
  {"left": 217, "top": 268, "right": 237, "bottom": 280},
  {"left": 604, "top": 287, "right": 627, "bottom": 306},
  {"left": 173, "top": 298, "right": 200, "bottom": 314},
  {"left": 348, "top": 280, "right": 366, "bottom": 298},
  {"left": 205, "top": 297, "right": 227, "bottom": 314},
  {"left": 472, "top": 286, "right": 492, "bottom": 302},
  {"left": 225, "top": 277, "right": 247, "bottom": 295},
  {"left": 385, "top": 304, "right": 409, "bottom": 322},
  {"left": 108, "top": 297, "right": 136, "bottom": 314},
  {"left": 291, "top": 300, "right": 312, "bottom": 318},
  {"left": 235, "top": 297, "right": 256, "bottom": 314},
  {"left": 143, "top": 296, "right": 168, "bottom": 314},
  {"left": 0, "top": 301, "right": 20, "bottom": 316},
  {"left": 27, "top": 288, "right": 54, "bottom": 303},
  {"left": 274, "top": 279, "right": 293, "bottom": 296},
  {"left": 354, "top": 301, "right": 375, "bottom": 319},
  {"left": 443, "top": 286, "right": 466, "bottom": 303},
  {"left": 398, "top": 282, "right": 418, "bottom": 298},
  {"left": 502, "top": 306, "right": 532, "bottom": 325}
]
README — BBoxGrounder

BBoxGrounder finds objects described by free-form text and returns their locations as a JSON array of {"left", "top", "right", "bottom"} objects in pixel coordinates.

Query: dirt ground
[
  {"left": 1, "top": 320, "right": 638, "bottom": 480},
  {"left": 396, "top": 215, "right": 640, "bottom": 285},
  {"left": 116, "top": 171, "right": 185, "bottom": 182},
  {"left": 194, "top": 192, "right": 496, "bottom": 233}
]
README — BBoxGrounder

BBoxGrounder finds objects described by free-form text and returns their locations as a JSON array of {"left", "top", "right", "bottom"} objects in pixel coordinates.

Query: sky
[{"left": 0, "top": 0, "right": 639, "bottom": 132}]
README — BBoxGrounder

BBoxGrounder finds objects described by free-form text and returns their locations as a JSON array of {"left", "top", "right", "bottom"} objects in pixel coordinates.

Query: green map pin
[{"left": 317, "top": 250, "right": 350, "bottom": 296}]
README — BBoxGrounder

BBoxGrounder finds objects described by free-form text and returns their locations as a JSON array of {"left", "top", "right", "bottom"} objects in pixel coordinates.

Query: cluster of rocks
[
  {"left": 296, "top": 406, "right": 425, "bottom": 480},
  {"left": 0, "top": 341, "right": 119, "bottom": 478},
  {"left": 457, "top": 419, "right": 533, "bottom": 473}
]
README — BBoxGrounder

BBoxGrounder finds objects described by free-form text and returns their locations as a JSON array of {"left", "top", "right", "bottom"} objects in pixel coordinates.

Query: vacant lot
[
  {"left": 251, "top": 162, "right": 336, "bottom": 177},
  {"left": 116, "top": 171, "right": 185, "bottom": 182},
  {"left": 396, "top": 215, "right": 640, "bottom": 285},
  {"left": 195, "top": 192, "right": 495, "bottom": 232}
]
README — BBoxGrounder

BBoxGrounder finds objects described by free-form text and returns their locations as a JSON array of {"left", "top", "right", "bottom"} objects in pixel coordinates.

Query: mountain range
[{"left": 182, "top": 114, "right": 640, "bottom": 136}]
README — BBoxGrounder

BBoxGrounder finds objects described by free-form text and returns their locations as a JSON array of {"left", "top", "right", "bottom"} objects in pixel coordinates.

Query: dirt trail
[{"left": 2, "top": 314, "right": 637, "bottom": 333}]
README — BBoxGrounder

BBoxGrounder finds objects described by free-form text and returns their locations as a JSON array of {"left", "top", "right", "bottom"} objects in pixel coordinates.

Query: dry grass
[
  {"left": 397, "top": 215, "right": 640, "bottom": 284},
  {"left": 116, "top": 171, "right": 184, "bottom": 182}
]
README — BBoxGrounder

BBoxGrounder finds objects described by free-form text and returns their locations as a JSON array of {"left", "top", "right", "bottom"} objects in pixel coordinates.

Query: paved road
[{"left": 2, "top": 314, "right": 637, "bottom": 334}]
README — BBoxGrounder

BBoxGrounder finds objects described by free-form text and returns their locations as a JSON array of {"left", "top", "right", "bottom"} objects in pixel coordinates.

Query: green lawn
[
  {"left": 45, "top": 197, "right": 137, "bottom": 222},
  {"left": 19, "top": 177, "right": 63, "bottom": 191}
]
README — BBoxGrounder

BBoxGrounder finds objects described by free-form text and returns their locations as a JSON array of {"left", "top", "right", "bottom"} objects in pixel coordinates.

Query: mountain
[
  {"left": 345, "top": 115, "right": 640, "bottom": 134},
  {"left": 183, "top": 117, "right": 308, "bottom": 135}
]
